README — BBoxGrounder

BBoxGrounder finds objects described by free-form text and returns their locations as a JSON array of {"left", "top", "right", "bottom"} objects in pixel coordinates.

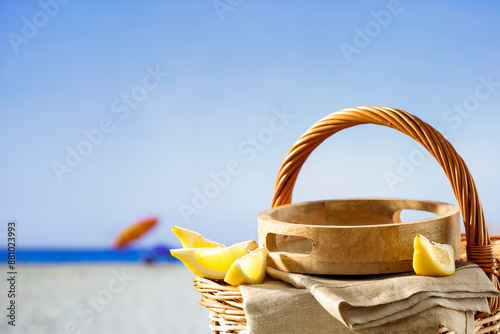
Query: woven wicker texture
[
  {"left": 271, "top": 106, "right": 499, "bottom": 312},
  {"left": 194, "top": 107, "right": 500, "bottom": 334},
  {"left": 193, "top": 239, "right": 500, "bottom": 334}
]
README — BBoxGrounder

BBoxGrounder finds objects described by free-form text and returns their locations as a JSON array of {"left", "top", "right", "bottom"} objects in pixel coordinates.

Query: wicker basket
[{"left": 193, "top": 106, "right": 500, "bottom": 334}]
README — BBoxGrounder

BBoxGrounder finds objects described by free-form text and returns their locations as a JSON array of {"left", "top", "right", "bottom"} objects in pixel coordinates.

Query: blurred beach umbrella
[{"left": 113, "top": 217, "right": 158, "bottom": 249}]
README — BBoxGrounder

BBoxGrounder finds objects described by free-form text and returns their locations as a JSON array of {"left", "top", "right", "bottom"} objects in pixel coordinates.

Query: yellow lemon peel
[
  {"left": 170, "top": 240, "right": 258, "bottom": 279},
  {"left": 225, "top": 246, "right": 268, "bottom": 286},
  {"left": 413, "top": 234, "right": 455, "bottom": 276},
  {"left": 172, "top": 226, "right": 224, "bottom": 248}
]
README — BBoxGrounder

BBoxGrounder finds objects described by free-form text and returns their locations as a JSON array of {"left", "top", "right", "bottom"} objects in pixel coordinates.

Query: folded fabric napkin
[{"left": 240, "top": 262, "right": 500, "bottom": 334}]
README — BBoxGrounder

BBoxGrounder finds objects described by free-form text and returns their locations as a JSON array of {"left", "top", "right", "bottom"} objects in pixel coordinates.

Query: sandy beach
[{"left": 1, "top": 264, "right": 210, "bottom": 334}]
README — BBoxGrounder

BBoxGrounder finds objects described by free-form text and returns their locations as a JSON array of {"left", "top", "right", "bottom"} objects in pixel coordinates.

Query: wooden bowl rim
[{"left": 258, "top": 198, "right": 460, "bottom": 229}]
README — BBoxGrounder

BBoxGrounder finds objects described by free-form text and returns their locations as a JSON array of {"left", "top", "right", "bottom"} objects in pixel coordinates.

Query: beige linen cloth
[{"left": 239, "top": 262, "right": 500, "bottom": 334}]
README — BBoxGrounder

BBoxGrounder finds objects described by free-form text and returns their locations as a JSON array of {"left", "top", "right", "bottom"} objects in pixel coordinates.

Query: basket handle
[{"left": 271, "top": 106, "right": 499, "bottom": 310}]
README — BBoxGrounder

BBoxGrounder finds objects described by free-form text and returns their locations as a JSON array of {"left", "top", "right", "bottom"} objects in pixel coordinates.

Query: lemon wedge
[
  {"left": 413, "top": 234, "right": 455, "bottom": 276},
  {"left": 224, "top": 246, "right": 267, "bottom": 286},
  {"left": 172, "top": 226, "right": 225, "bottom": 248},
  {"left": 170, "top": 240, "right": 258, "bottom": 279}
]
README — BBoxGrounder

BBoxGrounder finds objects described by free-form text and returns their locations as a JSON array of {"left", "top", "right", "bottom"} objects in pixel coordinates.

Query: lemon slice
[
  {"left": 224, "top": 246, "right": 267, "bottom": 286},
  {"left": 172, "top": 226, "right": 225, "bottom": 248},
  {"left": 413, "top": 234, "right": 455, "bottom": 276},
  {"left": 170, "top": 240, "right": 258, "bottom": 279}
]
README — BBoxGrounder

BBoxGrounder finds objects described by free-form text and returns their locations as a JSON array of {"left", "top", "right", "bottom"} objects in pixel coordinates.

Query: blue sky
[{"left": 1, "top": 0, "right": 499, "bottom": 249}]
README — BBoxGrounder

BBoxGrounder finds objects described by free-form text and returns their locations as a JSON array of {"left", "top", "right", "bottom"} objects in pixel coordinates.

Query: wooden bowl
[{"left": 258, "top": 198, "right": 461, "bottom": 275}]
